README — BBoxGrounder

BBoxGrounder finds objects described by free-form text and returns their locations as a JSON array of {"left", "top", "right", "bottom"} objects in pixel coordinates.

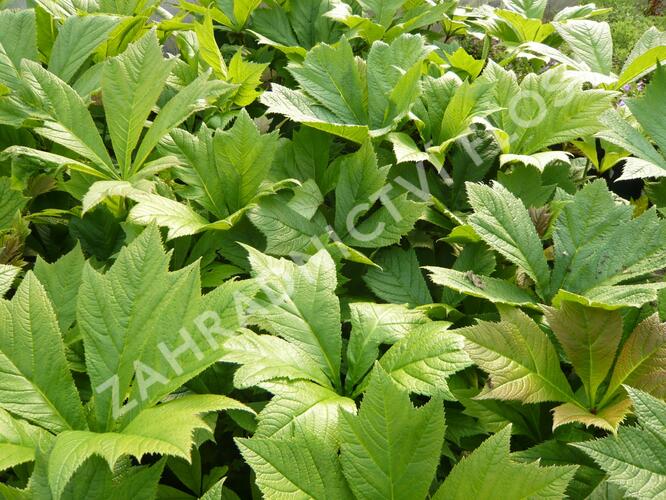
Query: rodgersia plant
[{"left": 0, "top": 0, "right": 665, "bottom": 498}]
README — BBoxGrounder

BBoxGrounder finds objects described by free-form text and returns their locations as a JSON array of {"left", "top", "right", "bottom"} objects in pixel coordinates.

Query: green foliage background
[{"left": 0, "top": 0, "right": 665, "bottom": 498}]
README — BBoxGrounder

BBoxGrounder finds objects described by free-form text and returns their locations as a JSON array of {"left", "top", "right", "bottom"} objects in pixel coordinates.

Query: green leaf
[
  {"left": 260, "top": 83, "right": 368, "bottom": 142},
  {"left": 254, "top": 381, "right": 356, "bottom": 442},
  {"left": 48, "top": 14, "right": 119, "bottom": 83},
  {"left": 245, "top": 248, "right": 342, "bottom": 387},
  {"left": 543, "top": 301, "right": 622, "bottom": 406},
  {"left": 604, "top": 314, "right": 666, "bottom": 403},
  {"left": 339, "top": 366, "right": 446, "bottom": 500},
  {"left": 223, "top": 329, "right": 332, "bottom": 389},
  {"left": 237, "top": 427, "right": 353, "bottom": 499},
  {"left": 345, "top": 302, "right": 429, "bottom": 391},
  {"left": 379, "top": 322, "right": 471, "bottom": 398},
  {"left": 617, "top": 46, "right": 666, "bottom": 90},
  {"left": 77, "top": 226, "right": 253, "bottom": 429},
  {"left": 597, "top": 109, "right": 666, "bottom": 181},
  {"left": 0, "top": 273, "right": 86, "bottom": 433},
  {"left": 555, "top": 20, "right": 613, "bottom": 75},
  {"left": 551, "top": 399, "right": 632, "bottom": 433},
  {"left": 33, "top": 244, "right": 85, "bottom": 333},
  {"left": 1, "top": 146, "right": 106, "bottom": 186},
  {"left": 626, "top": 64, "right": 666, "bottom": 156},
  {"left": 480, "top": 63, "right": 614, "bottom": 155},
  {"left": 250, "top": 0, "right": 341, "bottom": 55},
  {"left": 550, "top": 180, "right": 666, "bottom": 299},
  {"left": 456, "top": 307, "right": 575, "bottom": 404},
  {"left": 194, "top": 11, "right": 228, "bottom": 79},
  {"left": 102, "top": 31, "right": 174, "bottom": 177},
  {"left": 0, "top": 407, "right": 51, "bottom": 472},
  {"left": 248, "top": 195, "right": 325, "bottom": 255},
  {"left": 19, "top": 60, "right": 116, "bottom": 177},
  {"left": 575, "top": 388, "right": 666, "bottom": 499},
  {"left": 445, "top": 47, "right": 485, "bottom": 78},
  {"left": 126, "top": 192, "right": 211, "bottom": 240},
  {"left": 0, "top": 264, "right": 20, "bottom": 298},
  {"left": 434, "top": 426, "right": 577, "bottom": 499},
  {"left": 227, "top": 49, "right": 268, "bottom": 106},
  {"left": 363, "top": 247, "right": 432, "bottom": 306},
  {"left": 333, "top": 141, "right": 385, "bottom": 237},
  {"left": 365, "top": 33, "right": 425, "bottom": 131},
  {"left": 72, "top": 459, "right": 165, "bottom": 500},
  {"left": 425, "top": 267, "right": 539, "bottom": 308},
  {"left": 131, "top": 71, "right": 234, "bottom": 173},
  {"left": 165, "top": 125, "right": 222, "bottom": 217},
  {"left": 466, "top": 181, "right": 550, "bottom": 297},
  {"left": 48, "top": 394, "right": 250, "bottom": 500},
  {"left": 597, "top": 64, "right": 666, "bottom": 179},
  {"left": 0, "top": 177, "right": 27, "bottom": 231},
  {"left": 214, "top": 109, "right": 279, "bottom": 214},
  {"left": 261, "top": 35, "right": 427, "bottom": 142},
  {"left": 553, "top": 284, "right": 666, "bottom": 310},
  {"left": 342, "top": 193, "right": 425, "bottom": 249},
  {"left": 0, "top": 9, "right": 37, "bottom": 69},
  {"left": 438, "top": 79, "right": 496, "bottom": 146},
  {"left": 504, "top": 0, "right": 547, "bottom": 18}
]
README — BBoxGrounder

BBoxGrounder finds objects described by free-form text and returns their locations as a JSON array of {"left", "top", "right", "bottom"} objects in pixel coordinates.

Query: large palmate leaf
[
  {"left": 77, "top": 226, "right": 254, "bottom": 430},
  {"left": 10, "top": 31, "right": 233, "bottom": 187},
  {"left": 250, "top": 0, "right": 342, "bottom": 57},
  {"left": 597, "top": 65, "right": 666, "bottom": 180},
  {"left": 102, "top": 30, "right": 174, "bottom": 177},
  {"left": 0, "top": 273, "right": 87, "bottom": 433},
  {"left": 345, "top": 302, "right": 429, "bottom": 392},
  {"left": 543, "top": 302, "right": 621, "bottom": 407},
  {"left": 209, "top": 109, "right": 279, "bottom": 215},
  {"left": 261, "top": 34, "right": 428, "bottom": 142},
  {"left": 575, "top": 388, "right": 666, "bottom": 499},
  {"left": 431, "top": 180, "right": 666, "bottom": 308},
  {"left": 549, "top": 180, "right": 666, "bottom": 301},
  {"left": 339, "top": 366, "right": 446, "bottom": 500},
  {"left": 326, "top": 0, "right": 454, "bottom": 44},
  {"left": 434, "top": 425, "right": 577, "bottom": 499},
  {"left": 459, "top": 300, "right": 663, "bottom": 432},
  {"left": 479, "top": 62, "right": 615, "bottom": 155},
  {"left": 127, "top": 110, "right": 280, "bottom": 239},
  {"left": 391, "top": 73, "right": 498, "bottom": 166},
  {"left": 455, "top": 307, "right": 575, "bottom": 404},
  {"left": 543, "top": 303, "right": 662, "bottom": 432},
  {"left": 48, "top": 395, "right": 251, "bottom": 500}
]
